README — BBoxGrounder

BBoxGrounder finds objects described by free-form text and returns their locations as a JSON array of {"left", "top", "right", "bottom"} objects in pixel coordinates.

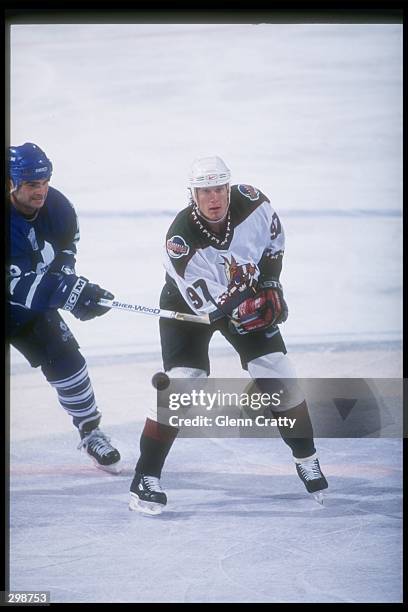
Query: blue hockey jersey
[{"left": 8, "top": 186, "right": 80, "bottom": 317}]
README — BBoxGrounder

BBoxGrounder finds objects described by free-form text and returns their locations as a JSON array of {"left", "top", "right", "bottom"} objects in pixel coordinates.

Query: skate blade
[
  {"left": 311, "top": 491, "right": 325, "bottom": 505},
  {"left": 92, "top": 458, "right": 123, "bottom": 475},
  {"left": 129, "top": 493, "right": 165, "bottom": 516}
]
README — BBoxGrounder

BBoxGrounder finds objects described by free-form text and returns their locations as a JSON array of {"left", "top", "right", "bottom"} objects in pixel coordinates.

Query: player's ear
[{"left": 9, "top": 178, "right": 17, "bottom": 194}]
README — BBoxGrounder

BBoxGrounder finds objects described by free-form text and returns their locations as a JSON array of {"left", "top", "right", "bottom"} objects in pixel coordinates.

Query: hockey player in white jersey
[{"left": 129, "top": 156, "right": 328, "bottom": 514}]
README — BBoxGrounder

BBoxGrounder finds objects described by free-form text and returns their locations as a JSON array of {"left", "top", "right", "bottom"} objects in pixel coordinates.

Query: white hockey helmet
[
  {"left": 188, "top": 156, "right": 231, "bottom": 189},
  {"left": 188, "top": 156, "right": 231, "bottom": 211}
]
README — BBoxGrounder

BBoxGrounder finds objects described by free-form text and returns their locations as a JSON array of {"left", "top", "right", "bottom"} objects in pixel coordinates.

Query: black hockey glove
[
  {"left": 49, "top": 273, "right": 114, "bottom": 321},
  {"left": 229, "top": 279, "right": 288, "bottom": 335}
]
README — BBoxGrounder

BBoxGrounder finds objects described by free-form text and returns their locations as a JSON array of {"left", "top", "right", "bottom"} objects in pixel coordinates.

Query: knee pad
[
  {"left": 247, "top": 352, "right": 304, "bottom": 411},
  {"left": 42, "top": 348, "right": 85, "bottom": 383},
  {"left": 167, "top": 367, "right": 208, "bottom": 379},
  {"left": 146, "top": 367, "right": 207, "bottom": 422},
  {"left": 248, "top": 352, "right": 298, "bottom": 378}
]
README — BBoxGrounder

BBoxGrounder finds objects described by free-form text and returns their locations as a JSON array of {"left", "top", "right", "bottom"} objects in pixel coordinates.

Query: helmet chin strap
[{"left": 9, "top": 180, "right": 18, "bottom": 195}]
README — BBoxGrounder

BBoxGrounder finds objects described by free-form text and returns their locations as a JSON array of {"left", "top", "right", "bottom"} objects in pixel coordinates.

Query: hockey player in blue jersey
[
  {"left": 7, "top": 142, "right": 121, "bottom": 473},
  {"left": 129, "top": 155, "right": 328, "bottom": 514}
]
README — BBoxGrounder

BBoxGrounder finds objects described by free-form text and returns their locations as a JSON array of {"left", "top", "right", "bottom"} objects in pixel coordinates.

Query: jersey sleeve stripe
[
  {"left": 9, "top": 277, "right": 21, "bottom": 295},
  {"left": 25, "top": 274, "right": 44, "bottom": 309}
]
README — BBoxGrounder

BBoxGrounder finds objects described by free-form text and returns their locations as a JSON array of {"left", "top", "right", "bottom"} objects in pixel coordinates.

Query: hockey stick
[{"left": 98, "top": 298, "right": 211, "bottom": 325}]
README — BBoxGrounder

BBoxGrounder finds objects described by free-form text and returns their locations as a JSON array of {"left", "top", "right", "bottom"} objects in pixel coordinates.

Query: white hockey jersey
[{"left": 163, "top": 184, "right": 285, "bottom": 321}]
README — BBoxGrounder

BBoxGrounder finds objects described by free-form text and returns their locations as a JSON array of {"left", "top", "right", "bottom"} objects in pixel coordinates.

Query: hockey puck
[{"left": 151, "top": 371, "right": 170, "bottom": 391}]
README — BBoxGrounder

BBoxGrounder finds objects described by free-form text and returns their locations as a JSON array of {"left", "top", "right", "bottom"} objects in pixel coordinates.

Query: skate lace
[
  {"left": 143, "top": 476, "right": 163, "bottom": 492},
  {"left": 77, "top": 429, "right": 113, "bottom": 456},
  {"left": 298, "top": 459, "right": 321, "bottom": 481}
]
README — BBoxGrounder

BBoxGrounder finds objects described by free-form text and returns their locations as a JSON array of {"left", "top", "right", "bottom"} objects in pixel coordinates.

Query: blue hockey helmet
[{"left": 9, "top": 142, "right": 53, "bottom": 189}]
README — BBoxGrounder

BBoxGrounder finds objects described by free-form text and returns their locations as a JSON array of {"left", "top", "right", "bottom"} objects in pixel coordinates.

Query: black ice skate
[
  {"left": 77, "top": 414, "right": 122, "bottom": 474},
  {"left": 129, "top": 473, "right": 167, "bottom": 515},
  {"left": 294, "top": 453, "right": 328, "bottom": 505}
]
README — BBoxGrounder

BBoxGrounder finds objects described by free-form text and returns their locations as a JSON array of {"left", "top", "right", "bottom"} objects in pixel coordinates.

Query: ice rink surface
[{"left": 8, "top": 20, "right": 403, "bottom": 603}]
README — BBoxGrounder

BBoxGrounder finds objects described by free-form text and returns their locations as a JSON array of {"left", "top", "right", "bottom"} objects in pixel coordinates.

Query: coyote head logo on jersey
[{"left": 219, "top": 255, "right": 257, "bottom": 302}]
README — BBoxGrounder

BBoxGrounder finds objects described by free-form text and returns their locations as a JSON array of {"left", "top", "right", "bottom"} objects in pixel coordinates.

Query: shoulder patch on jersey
[
  {"left": 270, "top": 212, "right": 282, "bottom": 239},
  {"left": 237, "top": 184, "right": 260, "bottom": 201},
  {"left": 166, "top": 235, "right": 190, "bottom": 259}
]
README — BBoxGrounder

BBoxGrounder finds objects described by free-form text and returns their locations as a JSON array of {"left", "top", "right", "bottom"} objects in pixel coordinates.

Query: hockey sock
[
  {"left": 42, "top": 351, "right": 100, "bottom": 428},
  {"left": 272, "top": 400, "right": 316, "bottom": 459},
  {"left": 135, "top": 418, "right": 179, "bottom": 478}
]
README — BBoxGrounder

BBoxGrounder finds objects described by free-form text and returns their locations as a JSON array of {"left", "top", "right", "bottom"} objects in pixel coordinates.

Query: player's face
[
  {"left": 10, "top": 179, "right": 50, "bottom": 216},
  {"left": 195, "top": 185, "right": 229, "bottom": 222}
]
